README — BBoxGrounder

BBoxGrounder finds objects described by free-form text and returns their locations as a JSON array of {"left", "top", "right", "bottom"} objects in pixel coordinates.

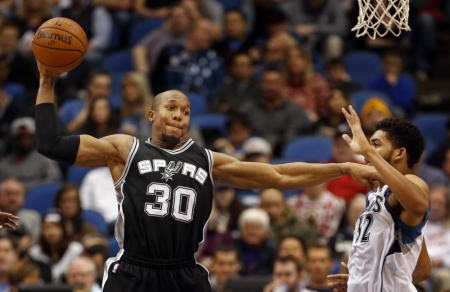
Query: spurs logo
[{"left": 161, "top": 161, "right": 182, "bottom": 182}]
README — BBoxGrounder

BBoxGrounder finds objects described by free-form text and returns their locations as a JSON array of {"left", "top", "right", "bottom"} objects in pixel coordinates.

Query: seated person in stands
[
  {"left": 67, "top": 256, "right": 102, "bottom": 292},
  {"left": 263, "top": 256, "right": 306, "bottom": 292},
  {"left": 209, "top": 244, "right": 241, "bottom": 292}
]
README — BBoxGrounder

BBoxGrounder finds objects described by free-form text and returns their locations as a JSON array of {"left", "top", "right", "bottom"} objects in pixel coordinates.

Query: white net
[{"left": 352, "top": 0, "right": 410, "bottom": 39}]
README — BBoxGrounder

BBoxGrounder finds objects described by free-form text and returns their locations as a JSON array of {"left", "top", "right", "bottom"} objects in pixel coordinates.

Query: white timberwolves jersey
[{"left": 347, "top": 185, "right": 429, "bottom": 292}]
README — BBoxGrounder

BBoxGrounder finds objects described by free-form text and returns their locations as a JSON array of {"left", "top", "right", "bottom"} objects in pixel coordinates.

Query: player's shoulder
[{"left": 404, "top": 174, "right": 429, "bottom": 194}]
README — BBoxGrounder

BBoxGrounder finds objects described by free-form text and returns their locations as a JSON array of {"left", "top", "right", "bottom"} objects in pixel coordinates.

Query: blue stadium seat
[
  {"left": 108, "top": 236, "right": 120, "bottom": 257},
  {"left": 190, "top": 114, "right": 227, "bottom": 135},
  {"left": 66, "top": 166, "right": 96, "bottom": 186},
  {"left": 350, "top": 90, "right": 392, "bottom": 115},
  {"left": 186, "top": 92, "right": 208, "bottom": 117},
  {"left": 216, "top": 0, "right": 243, "bottom": 10},
  {"left": 344, "top": 51, "right": 383, "bottom": 86},
  {"left": 413, "top": 114, "right": 449, "bottom": 146},
  {"left": 282, "top": 136, "right": 333, "bottom": 162},
  {"left": 82, "top": 210, "right": 108, "bottom": 235},
  {"left": 5, "top": 83, "right": 27, "bottom": 104},
  {"left": 24, "top": 183, "right": 62, "bottom": 216},
  {"left": 128, "top": 19, "right": 164, "bottom": 47},
  {"left": 102, "top": 51, "right": 134, "bottom": 74}
]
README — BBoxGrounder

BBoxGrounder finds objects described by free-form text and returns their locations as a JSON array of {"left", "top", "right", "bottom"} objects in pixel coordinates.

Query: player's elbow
[
  {"left": 413, "top": 267, "right": 432, "bottom": 284},
  {"left": 410, "top": 203, "right": 429, "bottom": 219},
  {"left": 36, "top": 138, "right": 56, "bottom": 156}
]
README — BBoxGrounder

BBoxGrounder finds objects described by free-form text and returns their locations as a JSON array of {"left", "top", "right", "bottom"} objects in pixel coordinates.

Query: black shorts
[{"left": 102, "top": 251, "right": 212, "bottom": 292}]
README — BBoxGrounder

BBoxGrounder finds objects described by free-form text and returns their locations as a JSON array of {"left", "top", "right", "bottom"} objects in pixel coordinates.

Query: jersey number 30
[{"left": 144, "top": 183, "right": 197, "bottom": 223}]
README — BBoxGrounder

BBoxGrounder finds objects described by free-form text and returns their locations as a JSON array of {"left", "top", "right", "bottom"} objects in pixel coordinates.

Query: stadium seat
[
  {"left": 216, "top": 0, "right": 243, "bottom": 10},
  {"left": 282, "top": 136, "right": 333, "bottom": 162},
  {"left": 108, "top": 236, "right": 120, "bottom": 257},
  {"left": 344, "top": 51, "right": 383, "bottom": 86},
  {"left": 66, "top": 166, "right": 95, "bottom": 186},
  {"left": 128, "top": 19, "right": 165, "bottom": 47},
  {"left": 24, "top": 183, "right": 62, "bottom": 216},
  {"left": 350, "top": 90, "right": 392, "bottom": 115},
  {"left": 186, "top": 92, "right": 208, "bottom": 117},
  {"left": 82, "top": 210, "right": 108, "bottom": 235},
  {"left": 413, "top": 114, "right": 449, "bottom": 146},
  {"left": 190, "top": 114, "right": 227, "bottom": 135},
  {"left": 102, "top": 51, "right": 134, "bottom": 74}
]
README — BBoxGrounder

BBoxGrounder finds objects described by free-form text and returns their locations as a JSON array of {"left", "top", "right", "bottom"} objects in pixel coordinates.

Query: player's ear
[
  {"left": 148, "top": 110, "right": 155, "bottom": 123},
  {"left": 394, "top": 147, "right": 406, "bottom": 161}
]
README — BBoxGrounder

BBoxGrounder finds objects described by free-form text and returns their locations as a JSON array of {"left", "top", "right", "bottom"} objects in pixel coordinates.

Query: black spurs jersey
[{"left": 113, "top": 137, "right": 214, "bottom": 259}]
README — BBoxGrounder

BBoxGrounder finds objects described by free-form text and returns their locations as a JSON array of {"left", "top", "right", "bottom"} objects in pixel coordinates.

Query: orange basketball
[{"left": 32, "top": 17, "right": 87, "bottom": 74}]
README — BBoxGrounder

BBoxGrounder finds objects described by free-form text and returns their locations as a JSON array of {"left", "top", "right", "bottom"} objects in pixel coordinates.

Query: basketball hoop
[{"left": 352, "top": 0, "right": 410, "bottom": 39}]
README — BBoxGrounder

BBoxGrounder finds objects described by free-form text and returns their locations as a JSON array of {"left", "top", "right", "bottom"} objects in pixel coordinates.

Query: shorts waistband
[{"left": 121, "top": 251, "right": 196, "bottom": 270}]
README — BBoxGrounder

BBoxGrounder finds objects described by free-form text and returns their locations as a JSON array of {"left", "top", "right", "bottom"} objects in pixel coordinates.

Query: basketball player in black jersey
[{"left": 34, "top": 62, "right": 381, "bottom": 292}]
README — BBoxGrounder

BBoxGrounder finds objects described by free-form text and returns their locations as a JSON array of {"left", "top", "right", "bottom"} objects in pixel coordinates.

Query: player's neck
[{"left": 149, "top": 137, "right": 184, "bottom": 150}]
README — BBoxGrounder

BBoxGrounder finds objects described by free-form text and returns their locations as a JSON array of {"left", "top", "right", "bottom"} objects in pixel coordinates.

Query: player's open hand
[
  {"left": 347, "top": 163, "right": 382, "bottom": 191},
  {"left": 342, "top": 105, "right": 371, "bottom": 155},
  {"left": 328, "top": 262, "right": 349, "bottom": 292},
  {"left": 0, "top": 212, "right": 19, "bottom": 231},
  {"left": 36, "top": 60, "right": 60, "bottom": 78}
]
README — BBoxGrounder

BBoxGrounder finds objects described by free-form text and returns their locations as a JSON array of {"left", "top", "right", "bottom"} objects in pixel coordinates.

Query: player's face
[
  {"left": 150, "top": 95, "right": 190, "bottom": 147},
  {"left": 212, "top": 251, "right": 240, "bottom": 283},
  {"left": 278, "top": 238, "right": 305, "bottom": 264},
  {"left": 367, "top": 130, "right": 395, "bottom": 165},
  {"left": 273, "top": 262, "right": 301, "bottom": 292}
]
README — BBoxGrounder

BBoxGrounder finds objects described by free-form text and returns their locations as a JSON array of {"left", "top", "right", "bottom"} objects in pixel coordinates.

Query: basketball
[{"left": 32, "top": 18, "right": 87, "bottom": 74}]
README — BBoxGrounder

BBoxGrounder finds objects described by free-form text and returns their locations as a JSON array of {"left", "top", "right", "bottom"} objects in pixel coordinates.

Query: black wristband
[{"left": 35, "top": 103, "right": 80, "bottom": 165}]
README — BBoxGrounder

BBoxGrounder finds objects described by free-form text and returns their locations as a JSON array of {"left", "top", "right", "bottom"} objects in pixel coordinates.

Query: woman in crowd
[{"left": 82, "top": 96, "right": 119, "bottom": 138}]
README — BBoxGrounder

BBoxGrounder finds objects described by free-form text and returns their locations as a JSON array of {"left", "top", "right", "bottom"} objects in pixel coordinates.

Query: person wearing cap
[
  {"left": 243, "top": 136, "right": 273, "bottom": 164},
  {"left": 360, "top": 97, "right": 393, "bottom": 141},
  {"left": 0, "top": 117, "right": 62, "bottom": 190},
  {"left": 28, "top": 209, "right": 83, "bottom": 283}
]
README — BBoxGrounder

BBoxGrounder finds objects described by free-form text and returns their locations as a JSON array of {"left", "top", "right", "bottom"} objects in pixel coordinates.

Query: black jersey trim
[
  {"left": 145, "top": 138, "right": 194, "bottom": 155},
  {"left": 114, "top": 137, "right": 139, "bottom": 187},
  {"left": 205, "top": 149, "right": 214, "bottom": 187}
]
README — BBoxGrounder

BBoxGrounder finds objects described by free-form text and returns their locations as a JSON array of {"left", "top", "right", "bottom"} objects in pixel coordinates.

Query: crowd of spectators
[{"left": 0, "top": 0, "right": 449, "bottom": 291}]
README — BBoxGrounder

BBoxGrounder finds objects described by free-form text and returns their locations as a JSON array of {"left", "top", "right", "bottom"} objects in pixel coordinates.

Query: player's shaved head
[{"left": 152, "top": 90, "right": 190, "bottom": 110}]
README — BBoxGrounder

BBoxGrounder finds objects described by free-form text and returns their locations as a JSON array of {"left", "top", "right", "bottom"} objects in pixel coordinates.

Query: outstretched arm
[
  {"left": 412, "top": 239, "right": 432, "bottom": 284},
  {"left": 35, "top": 62, "right": 132, "bottom": 180},
  {"left": 212, "top": 152, "right": 380, "bottom": 190}
]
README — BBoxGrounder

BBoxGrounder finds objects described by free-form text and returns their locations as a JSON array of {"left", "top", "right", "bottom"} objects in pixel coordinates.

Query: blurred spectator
[
  {"left": 0, "top": 23, "right": 38, "bottom": 91},
  {"left": 80, "top": 233, "right": 109, "bottom": 283},
  {"left": 209, "top": 244, "right": 241, "bottom": 292},
  {"left": 8, "top": 259, "right": 41, "bottom": 292},
  {"left": 325, "top": 58, "right": 361, "bottom": 95},
  {"left": 413, "top": 151, "right": 449, "bottom": 187},
  {"left": 241, "top": 0, "right": 285, "bottom": 40},
  {"left": 212, "top": 184, "right": 245, "bottom": 234},
  {"left": 0, "top": 178, "right": 41, "bottom": 245},
  {"left": 263, "top": 256, "right": 306, "bottom": 292},
  {"left": 325, "top": 125, "right": 369, "bottom": 203},
  {"left": 133, "top": 0, "right": 179, "bottom": 19},
  {"left": 305, "top": 244, "right": 334, "bottom": 292},
  {"left": 0, "top": 235, "right": 18, "bottom": 291},
  {"left": 328, "top": 193, "right": 365, "bottom": 261},
  {"left": 54, "top": 184, "right": 98, "bottom": 242},
  {"left": 0, "top": 117, "right": 62, "bottom": 190},
  {"left": 184, "top": 0, "right": 223, "bottom": 37},
  {"left": 12, "top": 0, "right": 52, "bottom": 55},
  {"left": 81, "top": 96, "right": 119, "bottom": 138},
  {"left": 0, "top": 57, "right": 27, "bottom": 103},
  {"left": 282, "top": 45, "right": 330, "bottom": 123},
  {"left": 422, "top": 184, "right": 450, "bottom": 291},
  {"left": 211, "top": 54, "right": 258, "bottom": 114},
  {"left": 67, "top": 256, "right": 101, "bottom": 292},
  {"left": 278, "top": 235, "right": 306, "bottom": 267},
  {"left": 310, "top": 89, "right": 349, "bottom": 137},
  {"left": 235, "top": 208, "right": 277, "bottom": 276},
  {"left": 0, "top": 88, "right": 26, "bottom": 158},
  {"left": 281, "top": 0, "right": 348, "bottom": 60},
  {"left": 288, "top": 184, "right": 345, "bottom": 241},
  {"left": 366, "top": 50, "right": 416, "bottom": 117},
  {"left": 359, "top": 97, "right": 393, "bottom": 140},
  {"left": 59, "top": 72, "right": 112, "bottom": 131},
  {"left": 133, "top": 4, "right": 193, "bottom": 74},
  {"left": 259, "top": 189, "right": 321, "bottom": 248},
  {"left": 213, "top": 113, "right": 253, "bottom": 160},
  {"left": 243, "top": 69, "right": 310, "bottom": 155},
  {"left": 0, "top": 2, "right": 13, "bottom": 17},
  {"left": 213, "top": 10, "right": 255, "bottom": 74},
  {"left": 119, "top": 72, "right": 153, "bottom": 139},
  {"left": 28, "top": 209, "right": 83, "bottom": 283},
  {"left": 79, "top": 167, "right": 117, "bottom": 226},
  {"left": 151, "top": 18, "right": 224, "bottom": 99},
  {"left": 429, "top": 145, "right": 450, "bottom": 182}
]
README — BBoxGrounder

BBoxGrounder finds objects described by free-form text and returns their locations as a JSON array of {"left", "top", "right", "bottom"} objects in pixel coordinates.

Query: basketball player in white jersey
[{"left": 328, "top": 106, "right": 432, "bottom": 292}]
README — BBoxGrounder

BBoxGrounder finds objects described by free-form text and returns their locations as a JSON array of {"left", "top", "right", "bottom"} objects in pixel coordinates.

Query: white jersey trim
[
  {"left": 197, "top": 209, "right": 212, "bottom": 252},
  {"left": 145, "top": 138, "right": 194, "bottom": 155},
  {"left": 205, "top": 149, "right": 214, "bottom": 187},
  {"left": 114, "top": 137, "right": 139, "bottom": 187}
]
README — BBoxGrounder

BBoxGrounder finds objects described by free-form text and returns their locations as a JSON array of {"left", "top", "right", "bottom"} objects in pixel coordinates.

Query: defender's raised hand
[
  {"left": 341, "top": 105, "right": 371, "bottom": 155},
  {"left": 0, "top": 212, "right": 19, "bottom": 231}
]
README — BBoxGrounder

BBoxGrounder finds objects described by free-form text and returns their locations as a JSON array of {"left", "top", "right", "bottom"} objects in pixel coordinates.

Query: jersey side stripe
[
  {"left": 114, "top": 137, "right": 139, "bottom": 187},
  {"left": 205, "top": 149, "right": 214, "bottom": 187},
  {"left": 101, "top": 249, "right": 124, "bottom": 289},
  {"left": 197, "top": 210, "right": 212, "bottom": 252}
]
